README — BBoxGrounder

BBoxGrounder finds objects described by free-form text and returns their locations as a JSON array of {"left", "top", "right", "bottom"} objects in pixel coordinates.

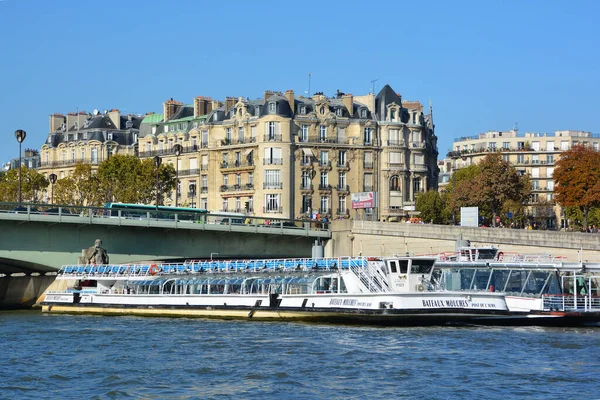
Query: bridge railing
[{"left": 0, "top": 202, "right": 331, "bottom": 236}]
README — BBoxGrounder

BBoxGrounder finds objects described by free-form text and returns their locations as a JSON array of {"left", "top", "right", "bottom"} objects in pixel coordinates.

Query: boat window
[
  {"left": 505, "top": 270, "right": 528, "bottom": 294},
  {"left": 522, "top": 271, "right": 553, "bottom": 295},
  {"left": 389, "top": 260, "right": 398, "bottom": 273},
  {"left": 477, "top": 249, "right": 498, "bottom": 260},
  {"left": 490, "top": 269, "right": 511, "bottom": 292},
  {"left": 410, "top": 259, "right": 434, "bottom": 274},
  {"left": 399, "top": 260, "right": 409, "bottom": 274},
  {"left": 472, "top": 269, "right": 492, "bottom": 290}
]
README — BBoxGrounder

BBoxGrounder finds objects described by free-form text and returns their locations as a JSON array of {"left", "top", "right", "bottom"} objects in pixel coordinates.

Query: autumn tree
[
  {"left": 470, "top": 153, "right": 530, "bottom": 227},
  {"left": 444, "top": 164, "right": 481, "bottom": 223},
  {"left": 553, "top": 144, "right": 600, "bottom": 230}
]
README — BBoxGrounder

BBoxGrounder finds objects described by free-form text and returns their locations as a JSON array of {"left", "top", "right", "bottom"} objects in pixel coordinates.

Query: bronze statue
[{"left": 86, "top": 239, "right": 109, "bottom": 265}]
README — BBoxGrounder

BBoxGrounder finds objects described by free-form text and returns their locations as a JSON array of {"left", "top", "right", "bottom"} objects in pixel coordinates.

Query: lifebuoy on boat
[
  {"left": 149, "top": 264, "right": 159, "bottom": 276},
  {"left": 496, "top": 252, "right": 504, "bottom": 262}
]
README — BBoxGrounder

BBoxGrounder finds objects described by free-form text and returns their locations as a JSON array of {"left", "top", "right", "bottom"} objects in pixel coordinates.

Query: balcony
[
  {"left": 178, "top": 168, "right": 200, "bottom": 176},
  {"left": 220, "top": 160, "right": 255, "bottom": 170},
  {"left": 200, "top": 186, "right": 208, "bottom": 194},
  {"left": 387, "top": 139, "right": 405, "bottom": 147},
  {"left": 336, "top": 161, "right": 350, "bottom": 171},
  {"left": 263, "top": 183, "right": 283, "bottom": 189},
  {"left": 263, "top": 158, "right": 283, "bottom": 165},
  {"left": 300, "top": 183, "right": 314, "bottom": 193},
  {"left": 220, "top": 184, "right": 254, "bottom": 193},
  {"left": 299, "top": 136, "right": 351, "bottom": 145},
  {"left": 263, "top": 206, "right": 283, "bottom": 213},
  {"left": 220, "top": 137, "right": 256, "bottom": 146},
  {"left": 264, "top": 134, "right": 282, "bottom": 142},
  {"left": 336, "top": 184, "right": 350, "bottom": 194},
  {"left": 363, "top": 161, "right": 374, "bottom": 169},
  {"left": 318, "top": 160, "right": 332, "bottom": 170},
  {"left": 318, "top": 184, "right": 333, "bottom": 192},
  {"left": 40, "top": 158, "right": 101, "bottom": 168},
  {"left": 336, "top": 208, "right": 350, "bottom": 216},
  {"left": 138, "top": 145, "right": 200, "bottom": 158}
]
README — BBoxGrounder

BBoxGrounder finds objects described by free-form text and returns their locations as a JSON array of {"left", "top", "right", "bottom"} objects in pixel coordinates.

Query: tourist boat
[{"left": 41, "top": 254, "right": 600, "bottom": 326}]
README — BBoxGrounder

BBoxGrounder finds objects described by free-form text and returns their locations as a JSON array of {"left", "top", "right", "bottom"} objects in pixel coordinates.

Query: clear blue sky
[{"left": 1, "top": 0, "right": 598, "bottom": 165}]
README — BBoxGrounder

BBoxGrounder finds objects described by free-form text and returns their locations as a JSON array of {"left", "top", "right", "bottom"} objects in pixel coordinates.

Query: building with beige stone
[
  {"left": 38, "top": 109, "right": 142, "bottom": 183},
  {"left": 448, "top": 129, "right": 600, "bottom": 229},
  {"left": 137, "top": 84, "right": 438, "bottom": 222}
]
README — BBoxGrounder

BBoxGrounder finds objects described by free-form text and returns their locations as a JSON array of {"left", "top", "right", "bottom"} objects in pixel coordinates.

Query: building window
[
  {"left": 91, "top": 148, "right": 98, "bottom": 163},
  {"left": 164, "top": 125, "right": 169, "bottom": 133},
  {"left": 301, "top": 171, "right": 311, "bottom": 188},
  {"left": 201, "top": 175, "right": 208, "bottom": 189},
  {"left": 503, "top": 154, "right": 510, "bottom": 162},
  {"left": 320, "top": 172, "right": 328, "bottom": 187},
  {"left": 320, "top": 106, "right": 325, "bottom": 114},
  {"left": 264, "top": 147, "right": 282, "bottom": 165},
  {"left": 517, "top": 154, "right": 524, "bottom": 164},
  {"left": 248, "top": 196, "right": 254, "bottom": 212},
  {"left": 338, "top": 196, "right": 346, "bottom": 213},
  {"left": 299, "top": 106, "right": 306, "bottom": 115},
  {"left": 302, "top": 195, "right": 312, "bottom": 214},
  {"left": 338, "top": 150, "right": 346, "bottom": 166},
  {"left": 222, "top": 198, "right": 229, "bottom": 211},
  {"left": 363, "top": 128, "right": 373, "bottom": 145},
  {"left": 201, "top": 198, "right": 207, "bottom": 209},
  {"left": 413, "top": 178, "right": 421, "bottom": 194},
  {"left": 268, "top": 122, "right": 276, "bottom": 140},
  {"left": 319, "top": 125, "right": 327, "bottom": 142},
  {"left": 225, "top": 128, "right": 231, "bottom": 143},
  {"left": 503, "top": 142, "right": 510, "bottom": 149},
  {"left": 320, "top": 195, "right": 329, "bottom": 213},
  {"left": 360, "top": 109, "right": 367, "bottom": 118},
  {"left": 151, "top": 126, "right": 157, "bottom": 135},
  {"left": 71, "top": 149, "right": 75, "bottom": 162},
  {"left": 320, "top": 151, "right": 328, "bottom": 166},
  {"left": 255, "top": 106, "right": 260, "bottom": 116},
  {"left": 265, "top": 194, "right": 280, "bottom": 212},
  {"left": 248, "top": 172, "right": 254, "bottom": 185},
  {"left": 390, "top": 109, "right": 396, "bottom": 121},
  {"left": 546, "top": 155, "right": 554, "bottom": 164},
  {"left": 238, "top": 127, "right": 244, "bottom": 142},
  {"left": 235, "top": 197, "right": 241, "bottom": 212},
  {"left": 235, "top": 173, "right": 241, "bottom": 186},
  {"left": 300, "top": 125, "right": 308, "bottom": 142},
  {"left": 335, "top": 108, "right": 342, "bottom": 116},
  {"left": 338, "top": 172, "right": 346, "bottom": 188},
  {"left": 390, "top": 175, "right": 400, "bottom": 191},
  {"left": 223, "top": 174, "right": 229, "bottom": 185},
  {"left": 532, "top": 180, "right": 539, "bottom": 190},
  {"left": 264, "top": 170, "right": 281, "bottom": 189},
  {"left": 268, "top": 102, "right": 276, "bottom": 113}
]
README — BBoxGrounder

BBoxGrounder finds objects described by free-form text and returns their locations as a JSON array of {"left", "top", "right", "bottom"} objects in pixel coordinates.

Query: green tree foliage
[
  {"left": 97, "top": 155, "right": 177, "bottom": 205},
  {"left": 444, "top": 164, "right": 481, "bottom": 223},
  {"left": 52, "top": 163, "right": 103, "bottom": 206},
  {"left": 470, "top": 153, "right": 530, "bottom": 227},
  {"left": 416, "top": 190, "right": 445, "bottom": 224},
  {"left": 553, "top": 144, "right": 600, "bottom": 230},
  {"left": 0, "top": 167, "right": 49, "bottom": 203}
]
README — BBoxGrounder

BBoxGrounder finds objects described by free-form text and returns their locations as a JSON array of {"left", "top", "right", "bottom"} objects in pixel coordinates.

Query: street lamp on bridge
[
  {"left": 49, "top": 173, "right": 57, "bottom": 205},
  {"left": 14, "top": 130, "right": 26, "bottom": 205},
  {"left": 172, "top": 144, "right": 183, "bottom": 208}
]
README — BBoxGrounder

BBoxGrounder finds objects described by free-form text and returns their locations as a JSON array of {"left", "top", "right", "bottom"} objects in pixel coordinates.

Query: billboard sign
[
  {"left": 460, "top": 207, "right": 479, "bottom": 227},
  {"left": 351, "top": 192, "right": 376, "bottom": 209}
]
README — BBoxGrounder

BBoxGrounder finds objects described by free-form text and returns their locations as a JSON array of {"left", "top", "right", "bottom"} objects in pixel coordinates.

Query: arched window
[{"left": 390, "top": 175, "right": 400, "bottom": 191}]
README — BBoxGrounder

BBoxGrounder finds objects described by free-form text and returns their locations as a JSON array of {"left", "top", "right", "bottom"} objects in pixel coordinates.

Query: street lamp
[
  {"left": 154, "top": 155, "right": 162, "bottom": 211},
  {"left": 49, "top": 173, "right": 57, "bottom": 205},
  {"left": 14, "top": 129, "right": 26, "bottom": 205},
  {"left": 172, "top": 144, "right": 183, "bottom": 207}
]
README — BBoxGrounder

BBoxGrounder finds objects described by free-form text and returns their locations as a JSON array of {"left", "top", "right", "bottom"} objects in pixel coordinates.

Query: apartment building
[
  {"left": 38, "top": 109, "right": 142, "bottom": 180},
  {"left": 137, "top": 85, "right": 438, "bottom": 221},
  {"left": 449, "top": 129, "right": 600, "bottom": 228}
]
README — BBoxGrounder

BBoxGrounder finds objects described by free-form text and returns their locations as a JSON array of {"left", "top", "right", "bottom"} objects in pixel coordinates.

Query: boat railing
[
  {"left": 348, "top": 257, "right": 392, "bottom": 293},
  {"left": 434, "top": 251, "right": 568, "bottom": 263},
  {"left": 543, "top": 294, "right": 600, "bottom": 312},
  {"left": 56, "top": 257, "right": 370, "bottom": 279}
]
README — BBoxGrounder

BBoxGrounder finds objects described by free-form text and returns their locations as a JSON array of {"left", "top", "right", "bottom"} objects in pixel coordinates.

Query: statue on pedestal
[{"left": 85, "top": 239, "right": 110, "bottom": 265}]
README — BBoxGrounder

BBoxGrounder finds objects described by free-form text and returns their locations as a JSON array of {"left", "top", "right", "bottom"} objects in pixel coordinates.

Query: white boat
[
  {"left": 42, "top": 256, "right": 512, "bottom": 324},
  {"left": 41, "top": 254, "right": 600, "bottom": 326}
]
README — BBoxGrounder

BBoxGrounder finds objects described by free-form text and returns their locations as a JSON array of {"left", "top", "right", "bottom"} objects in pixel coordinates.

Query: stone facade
[{"left": 449, "top": 129, "right": 600, "bottom": 229}]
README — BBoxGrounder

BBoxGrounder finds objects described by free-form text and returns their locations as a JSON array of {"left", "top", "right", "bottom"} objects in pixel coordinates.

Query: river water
[{"left": 1, "top": 311, "right": 599, "bottom": 399}]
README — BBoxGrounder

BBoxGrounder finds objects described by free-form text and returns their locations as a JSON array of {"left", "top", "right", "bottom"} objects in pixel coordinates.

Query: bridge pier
[{"left": 0, "top": 275, "right": 55, "bottom": 309}]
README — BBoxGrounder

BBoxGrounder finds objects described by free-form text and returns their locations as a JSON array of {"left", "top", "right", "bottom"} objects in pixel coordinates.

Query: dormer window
[
  {"left": 268, "top": 102, "right": 276, "bottom": 113},
  {"left": 335, "top": 108, "right": 342, "bottom": 116},
  {"left": 107, "top": 132, "right": 113, "bottom": 140},
  {"left": 213, "top": 113, "right": 218, "bottom": 121},
  {"left": 74, "top": 121, "right": 79, "bottom": 130},
  {"left": 299, "top": 105, "right": 306, "bottom": 115},
  {"left": 360, "top": 109, "right": 367, "bottom": 118},
  {"left": 230, "top": 108, "right": 236, "bottom": 118},
  {"left": 390, "top": 109, "right": 396, "bottom": 121},
  {"left": 83, "top": 132, "right": 88, "bottom": 140},
  {"left": 164, "top": 125, "right": 169, "bottom": 133},
  {"left": 320, "top": 106, "right": 325, "bottom": 114},
  {"left": 255, "top": 106, "right": 260, "bottom": 117}
]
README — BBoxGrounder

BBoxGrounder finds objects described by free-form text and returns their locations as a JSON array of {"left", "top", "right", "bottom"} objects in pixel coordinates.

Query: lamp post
[
  {"left": 14, "top": 130, "right": 26, "bottom": 205},
  {"left": 154, "top": 155, "right": 162, "bottom": 211},
  {"left": 49, "top": 173, "right": 57, "bottom": 205},
  {"left": 172, "top": 144, "right": 183, "bottom": 207}
]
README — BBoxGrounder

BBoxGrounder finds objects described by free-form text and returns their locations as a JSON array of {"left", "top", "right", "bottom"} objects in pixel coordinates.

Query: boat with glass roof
[{"left": 41, "top": 251, "right": 600, "bottom": 325}]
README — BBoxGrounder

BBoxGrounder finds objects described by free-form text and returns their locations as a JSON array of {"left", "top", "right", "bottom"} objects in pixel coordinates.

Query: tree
[
  {"left": 553, "top": 145, "right": 600, "bottom": 231},
  {"left": 0, "top": 167, "right": 49, "bottom": 203},
  {"left": 415, "top": 190, "right": 445, "bottom": 224},
  {"left": 470, "top": 153, "right": 530, "bottom": 227},
  {"left": 444, "top": 164, "right": 481, "bottom": 223},
  {"left": 53, "top": 163, "right": 104, "bottom": 206},
  {"left": 97, "top": 155, "right": 177, "bottom": 205}
]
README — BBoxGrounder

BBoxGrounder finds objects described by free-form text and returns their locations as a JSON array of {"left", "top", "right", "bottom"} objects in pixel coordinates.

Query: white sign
[
  {"left": 461, "top": 207, "right": 479, "bottom": 227},
  {"left": 351, "top": 192, "right": 376, "bottom": 209}
]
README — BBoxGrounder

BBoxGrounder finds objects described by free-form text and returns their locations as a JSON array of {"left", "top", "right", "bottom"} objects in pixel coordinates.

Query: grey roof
[
  {"left": 166, "top": 105, "right": 194, "bottom": 122},
  {"left": 375, "top": 84, "right": 408, "bottom": 122}
]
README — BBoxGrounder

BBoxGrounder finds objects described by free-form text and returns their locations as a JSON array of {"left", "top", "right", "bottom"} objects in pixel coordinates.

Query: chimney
[
  {"left": 163, "top": 98, "right": 183, "bottom": 121},
  {"left": 210, "top": 99, "right": 221, "bottom": 113},
  {"left": 108, "top": 109, "right": 120, "bottom": 129},
  {"left": 225, "top": 97, "right": 236, "bottom": 114},
  {"left": 264, "top": 90, "right": 276, "bottom": 104},
  {"left": 285, "top": 90, "right": 294, "bottom": 111},
  {"left": 194, "top": 96, "right": 210, "bottom": 117},
  {"left": 342, "top": 94, "right": 353, "bottom": 115},
  {"left": 49, "top": 114, "right": 65, "bottom": 132}
]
